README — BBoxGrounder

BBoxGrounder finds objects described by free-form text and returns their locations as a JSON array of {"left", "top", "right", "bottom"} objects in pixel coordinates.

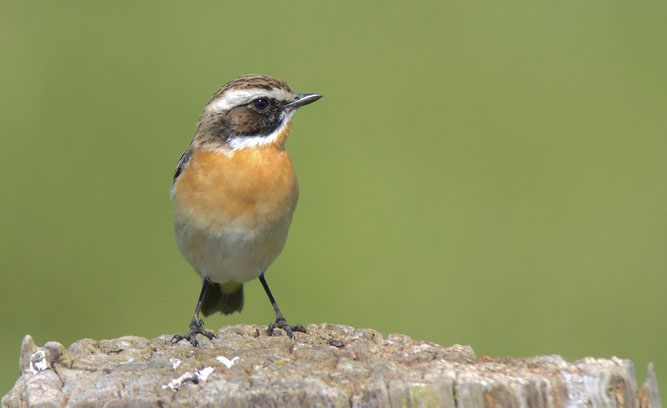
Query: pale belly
[{"left": 175, "top": 211, "right": 294, "bottom": 283}]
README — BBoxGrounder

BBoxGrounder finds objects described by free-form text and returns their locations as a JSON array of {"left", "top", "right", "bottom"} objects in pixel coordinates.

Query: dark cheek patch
[
  {"left": 224, "top": 105, "right": 282, "bottom": 137},
  {"left": 228, "top": 108, "right": 259, "bottom": 135}
]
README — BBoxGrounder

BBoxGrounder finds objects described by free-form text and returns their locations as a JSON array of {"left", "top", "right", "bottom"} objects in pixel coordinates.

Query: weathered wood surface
[{"left": 2, "top": 323, "right": 661, "bottom": 407}]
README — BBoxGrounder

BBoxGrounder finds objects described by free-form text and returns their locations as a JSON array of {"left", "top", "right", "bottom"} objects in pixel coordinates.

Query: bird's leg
[
  {"left": 259, "top": 274, "right": 306, "bottom": 338},
  {"left": 171, "top": 278, "right": 216, "bottom": 346}
]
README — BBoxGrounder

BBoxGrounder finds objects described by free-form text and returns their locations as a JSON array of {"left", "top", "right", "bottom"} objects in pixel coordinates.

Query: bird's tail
[{"left": 201, "top": 282, "right": 244, "bottom": 317}]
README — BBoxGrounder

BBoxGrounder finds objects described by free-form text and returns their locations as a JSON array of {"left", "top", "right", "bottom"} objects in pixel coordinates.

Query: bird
[{"left": 170, "top": 74, "right": 322, "bottom": 346}]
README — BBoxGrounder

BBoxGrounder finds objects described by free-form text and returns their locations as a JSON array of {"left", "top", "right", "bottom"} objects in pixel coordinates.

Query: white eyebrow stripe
[
  {"left": 227, "top": 111, "right": 294, "bottom": 152},
  {"left": 207, "top": 88, "right": 293, "bottom": 113}
]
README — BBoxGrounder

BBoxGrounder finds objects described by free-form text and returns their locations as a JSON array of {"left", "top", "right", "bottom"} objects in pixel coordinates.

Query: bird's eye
[{"left": 252, "top": 98, "right": 270, "bottom": 111}]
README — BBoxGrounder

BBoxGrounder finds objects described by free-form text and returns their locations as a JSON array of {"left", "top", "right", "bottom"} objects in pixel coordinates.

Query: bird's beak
[{"left": 285, "top": 93, "right": 322, "bottom": 110}]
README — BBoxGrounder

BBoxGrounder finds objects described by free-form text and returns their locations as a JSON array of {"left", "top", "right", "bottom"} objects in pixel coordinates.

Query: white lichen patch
[
  {"left": 216, "top": 356, "right": 239, "bottom": 368},
  {"left": 169, "top": 358, "right": 182, "bottom": 370},
  {"left": 28, "top": 350, "right": 48, "bottom": 374},
  {"left": 198, "top": 366, "right": 214, "bottom": 381},
  {"left": 162, "top": 367, "right": 215, "bottom": 391}
]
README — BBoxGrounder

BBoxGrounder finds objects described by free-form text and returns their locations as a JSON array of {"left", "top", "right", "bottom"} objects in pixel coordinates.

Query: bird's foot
[
  {"left": 267, "top": 317, "right": 306, "bottom": 338},
  {"left": 171, "top": 318, "right": 216, "bottom": 346}
]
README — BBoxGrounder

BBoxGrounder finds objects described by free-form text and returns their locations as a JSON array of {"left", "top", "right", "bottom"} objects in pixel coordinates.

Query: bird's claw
[
  {"left": 171, "top": 318, "right": 216, "bottom": 346},
  {"left": 267, "top": 317, "right": 306, "bottom": 338}
]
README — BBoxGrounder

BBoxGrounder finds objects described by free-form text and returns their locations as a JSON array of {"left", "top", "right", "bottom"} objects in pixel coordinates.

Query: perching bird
[{"left": 170, "top": 74, "right": 321, "bottom": 346}]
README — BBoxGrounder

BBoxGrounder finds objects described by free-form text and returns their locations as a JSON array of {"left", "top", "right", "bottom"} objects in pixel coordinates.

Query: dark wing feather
[
  {"left": 173, "top": 149, "right": 192, "bottom": 184},
  {"left": 170, "top": 149, "right": 192, "bottom": 202}
]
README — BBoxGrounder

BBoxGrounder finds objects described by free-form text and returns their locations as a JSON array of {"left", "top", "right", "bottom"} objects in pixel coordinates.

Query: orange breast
[{"left": 173, "top": 146, "right": 299, "bottom": 230}]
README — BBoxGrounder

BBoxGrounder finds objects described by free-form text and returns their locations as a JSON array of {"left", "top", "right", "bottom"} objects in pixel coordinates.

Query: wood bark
[{"left": 2, "top": 324, "right": 661, "bottom": 407}]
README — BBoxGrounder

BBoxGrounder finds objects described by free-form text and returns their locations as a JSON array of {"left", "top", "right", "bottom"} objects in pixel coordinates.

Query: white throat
[{"left": 227, "top": 111, "right": 294, "bottom": 152}]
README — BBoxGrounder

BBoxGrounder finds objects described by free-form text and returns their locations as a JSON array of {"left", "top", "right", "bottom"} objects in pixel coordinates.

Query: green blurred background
[{"left": 1, "top": 0, "right": 666, "bottom": 397}]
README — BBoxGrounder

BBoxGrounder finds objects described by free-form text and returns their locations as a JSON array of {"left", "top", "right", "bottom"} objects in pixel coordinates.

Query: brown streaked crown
[{"left": 209, "top": 74, "right": 293, "bottom": 102}]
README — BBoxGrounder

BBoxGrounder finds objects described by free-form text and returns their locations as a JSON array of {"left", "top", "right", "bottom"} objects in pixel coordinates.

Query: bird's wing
[
  {"left": 170, "top": 149, "right": 192, "bottom": 202},
  {"left": 173, "top": 149, "right": 192, "bottom": 184}
]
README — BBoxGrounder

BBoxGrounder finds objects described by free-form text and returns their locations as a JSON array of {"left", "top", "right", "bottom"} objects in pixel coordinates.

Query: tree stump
[{"left": 1, "top": 323, "right": 661, "bottom": 407}]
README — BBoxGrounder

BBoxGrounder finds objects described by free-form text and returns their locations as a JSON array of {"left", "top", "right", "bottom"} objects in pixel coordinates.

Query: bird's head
[{"left": 194, "top": 74, "right": 321, "bottom": 152}]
